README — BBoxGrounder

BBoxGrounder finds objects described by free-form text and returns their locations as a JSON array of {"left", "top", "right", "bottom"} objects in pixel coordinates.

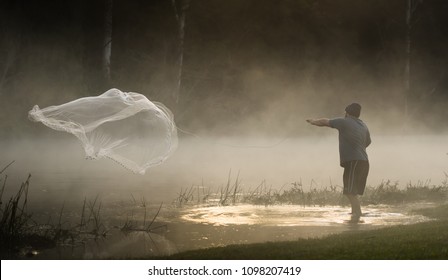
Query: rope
[{"left": 175, "top": 125, "right": 291, "bottom": 149}]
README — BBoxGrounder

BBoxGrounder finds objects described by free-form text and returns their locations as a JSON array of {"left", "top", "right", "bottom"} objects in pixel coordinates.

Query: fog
[
  {"left": 2, "top": 132, "right": 446, "bottom": 207},
  {"left": 2, "top": 0, "right": 448, "bottom": 261}
]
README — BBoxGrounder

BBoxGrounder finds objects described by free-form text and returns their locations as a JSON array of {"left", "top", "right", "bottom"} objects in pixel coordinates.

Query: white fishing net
[{"left": 28, "top": 88, "right": 178, "bottom": 174}]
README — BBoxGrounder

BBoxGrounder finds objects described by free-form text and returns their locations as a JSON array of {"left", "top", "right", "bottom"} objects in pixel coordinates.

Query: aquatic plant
[
  {"left": 120, "top": 197, "right": 166, "bottom": 233},
  {"left": 174, "top": 173, "right": 448, "bottom": 208},
  {"left": 174, "top": 185, "right": 196, "bottom": 207},
  {"left": 0, "top": 161, "right": 56, "bottom": 258},
  {"left": 219, "top": 170, "right": 241, "bottom": 206},
  {"left": 0, "top": 160, "right": 169, "bottom": 259},
  {"left": 0, "top": 166, "right": 32, "bottom": 253}
]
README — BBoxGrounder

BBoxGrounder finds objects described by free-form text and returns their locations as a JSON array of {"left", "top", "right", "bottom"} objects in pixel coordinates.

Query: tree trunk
[
  {"left": 82, "top": 0, "right": 110, "bottom": 93},
  {"left": 404, "top": 0, "right": 422, "bottom": 123},
  {"left": 0, "top": 45, "right": 17, "bottom": 95},
  {"left": 103, "top": 0, "right": 113, "bottom": 84},
  {"left": 172, "top": 0, "right": 191, "bottom": 104},
  {"left": 0, "top": 3, "right": 21, "bottom": 96},
  {"left": 404, "top": 0, "right": 412, "bottom": 122}
]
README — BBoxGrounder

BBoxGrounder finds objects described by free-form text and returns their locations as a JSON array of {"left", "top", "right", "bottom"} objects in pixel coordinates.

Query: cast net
[{"left": 28, "top": 88, "right": 178, "bottom": 174}]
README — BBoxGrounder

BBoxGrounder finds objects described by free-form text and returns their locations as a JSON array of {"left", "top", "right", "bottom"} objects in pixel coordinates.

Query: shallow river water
[
  {"left": 27, "top": 202, "right": 433, "bottom": 259},
  {"left": 1, "top": 135, "right": 446, "bottom": 259}
]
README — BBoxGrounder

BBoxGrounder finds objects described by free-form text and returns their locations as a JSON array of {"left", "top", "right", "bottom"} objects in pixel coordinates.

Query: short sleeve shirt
[{"left": 329, "top": 116, "right": 371, "bottom": 166}]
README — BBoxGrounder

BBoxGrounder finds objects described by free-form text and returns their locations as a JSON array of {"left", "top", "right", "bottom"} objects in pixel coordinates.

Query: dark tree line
[{"left": 1, "top": 0, "right": 448, "bottom": 136}]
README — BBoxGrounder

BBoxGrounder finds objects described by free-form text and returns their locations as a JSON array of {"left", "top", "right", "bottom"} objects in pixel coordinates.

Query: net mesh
[{"left": 28, "top": 88, "right": 178, "bottom": 174}]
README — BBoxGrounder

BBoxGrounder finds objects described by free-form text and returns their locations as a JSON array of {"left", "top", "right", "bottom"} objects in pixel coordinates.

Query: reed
[
  {"left": 0, "top": 161, "right": 46, "bottom": 257},
  {"left": 121, "top": 196, "right": 166, "bottom": 234},
  {"left": 175, "top": 172, "right": 448, "bottom": 207}
]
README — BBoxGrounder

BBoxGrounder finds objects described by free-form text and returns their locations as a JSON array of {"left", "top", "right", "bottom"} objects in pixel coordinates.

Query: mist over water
[
  {"left": 1, "top": 132, "right": 446, "bottom": 258},
  {"left": 2, "top": 133, "right": 447, "bottom": 207}
]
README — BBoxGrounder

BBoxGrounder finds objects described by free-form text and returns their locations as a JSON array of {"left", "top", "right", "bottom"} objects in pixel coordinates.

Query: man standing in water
[{"left": 306, "top": 103, "right": 371, "bottom": 222}]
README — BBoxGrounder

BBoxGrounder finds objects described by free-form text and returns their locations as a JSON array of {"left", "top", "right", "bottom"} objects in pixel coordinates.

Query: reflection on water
[
  {"left": 159, "top": 203, "right": 434, "bottom": 253},
  {"left": 28, "top": 202, "right": 434, "bottom": 259},
  {"left": 83, "top": 230, "right": 178, "bottom": 259},
  {"left": 180, "top": 204, "right": 431, "bottom": 227},
  {"left": 36, "top": 230, "right": 178, "bottom": 259}
]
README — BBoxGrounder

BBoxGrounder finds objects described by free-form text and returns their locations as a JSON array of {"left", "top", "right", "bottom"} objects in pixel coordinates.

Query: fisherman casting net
[{"left": 28, "top": 88, "right": 178, "bottom": 174}]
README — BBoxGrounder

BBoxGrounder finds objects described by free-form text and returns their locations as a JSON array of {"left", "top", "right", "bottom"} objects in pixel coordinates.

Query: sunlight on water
[
  {"left": 181, "top": 204, "right": 432, "bottom": 227},
  {"left": 31, "top": 203, "right": 434, "bottom": 259}
]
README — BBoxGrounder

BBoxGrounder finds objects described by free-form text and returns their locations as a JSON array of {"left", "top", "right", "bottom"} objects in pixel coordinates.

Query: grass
[
  {"left": 174, "top": 172, "right": 448, "bottom": 207},
  {"left": 162, "top": 203, "right": 448, "bottom": 260},
  {"left": 0, "top": 161, "right": 47, "bottom": 258}
]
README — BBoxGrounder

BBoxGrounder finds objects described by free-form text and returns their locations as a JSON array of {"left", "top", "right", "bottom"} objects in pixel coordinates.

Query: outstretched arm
[{"left": 306, "top": 118, "right": 330, "bottom": 127}]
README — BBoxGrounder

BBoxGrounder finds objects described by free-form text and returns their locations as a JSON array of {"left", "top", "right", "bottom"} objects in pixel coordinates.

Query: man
[{"left": 306, "top": 103, "right": 371, "bottom": 222}]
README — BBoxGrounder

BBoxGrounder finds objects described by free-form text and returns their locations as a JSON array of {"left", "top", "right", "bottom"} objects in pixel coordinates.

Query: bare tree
[
  {"left": 0, "top": 4, "right": 21, "bottom": 96},
  {"left": 103, "top": 0, "right": 114, "bottom": 84},
  {"left": 171, "top": 0, "right": 191, "bottom": 104},
  {"left": 404, "top": 0, "right": 423, "bottom": 122},
  {"left": 0, "top": 41, "right": 19, "bottom": 96}
]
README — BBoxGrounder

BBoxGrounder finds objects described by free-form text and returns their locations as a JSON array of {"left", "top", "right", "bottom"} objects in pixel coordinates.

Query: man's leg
[
  {"left": 346, "top": 194, "right": 362, "bottom": 217},
  {"left": 343, "top": 162, "right": 361, "bottom": 218},
  {"left": 343, "top": 160, "right": 368, "bottom": 221}
]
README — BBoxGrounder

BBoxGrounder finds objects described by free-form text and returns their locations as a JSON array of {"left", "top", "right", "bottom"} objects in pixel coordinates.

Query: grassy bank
[{"left": 164, "top": 203, "right": 448, "bottom": 260}]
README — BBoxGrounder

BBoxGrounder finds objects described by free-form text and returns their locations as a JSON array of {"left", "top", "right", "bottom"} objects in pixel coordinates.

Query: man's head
[{"left": 345, "top": 103, "right": 361, "bottom": 118}]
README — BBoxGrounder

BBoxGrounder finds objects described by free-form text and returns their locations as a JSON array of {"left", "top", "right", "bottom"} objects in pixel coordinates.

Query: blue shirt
[{"left": 329, "top": 116, "right": 371, "bottom": 166}]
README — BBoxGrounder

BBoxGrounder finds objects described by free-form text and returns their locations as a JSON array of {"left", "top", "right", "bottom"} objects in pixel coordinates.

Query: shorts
[{"left": 342, "top": 160, "right": 369, "bottom": 195}]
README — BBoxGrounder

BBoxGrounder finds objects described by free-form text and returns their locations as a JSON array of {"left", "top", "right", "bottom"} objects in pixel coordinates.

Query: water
[
  {"left": 29, "top": 202, "right": 432, "bottom": 259},
  {"left": 1, "top": 135, "right": 446, "bottom": 259},
  {"left": 180, "top": 204, "right": 430, "bottom": 227}
]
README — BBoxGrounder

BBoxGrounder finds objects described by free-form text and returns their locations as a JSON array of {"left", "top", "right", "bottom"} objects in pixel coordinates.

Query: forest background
[{"left": 1, "top": 0, "right": 448, "bottom": 138}]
